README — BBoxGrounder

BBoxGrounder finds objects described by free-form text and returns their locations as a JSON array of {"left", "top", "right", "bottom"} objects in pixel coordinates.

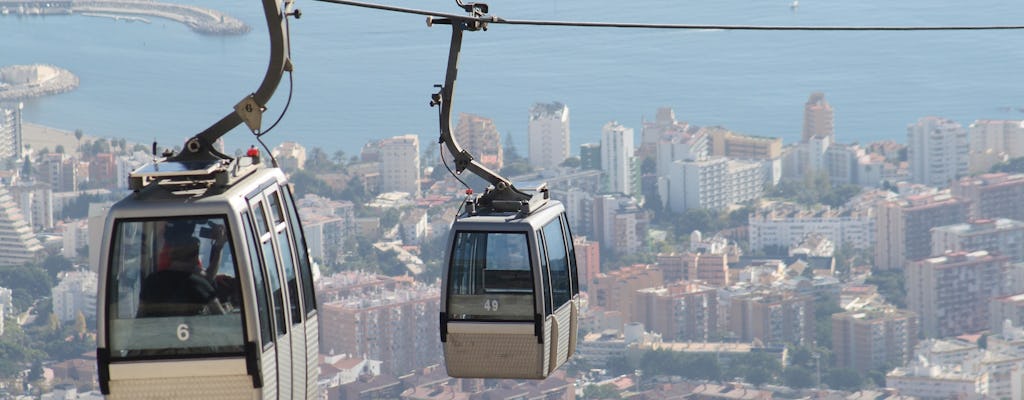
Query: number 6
[{"left": 177, "top": 324, "right": 191, "bottom": 341}]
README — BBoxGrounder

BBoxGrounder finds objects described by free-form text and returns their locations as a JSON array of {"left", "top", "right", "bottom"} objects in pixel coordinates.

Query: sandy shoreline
[{"left": 22, "top": 123, "right": 92, "bottom": 157}]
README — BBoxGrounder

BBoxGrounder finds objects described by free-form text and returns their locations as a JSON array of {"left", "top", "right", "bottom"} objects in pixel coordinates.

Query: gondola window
[
  {"left": 106, "top": 217, "right": 244, "bottom": 358},
  {"left": 447, "top": 232, "right": 534, "bottom": 321}
]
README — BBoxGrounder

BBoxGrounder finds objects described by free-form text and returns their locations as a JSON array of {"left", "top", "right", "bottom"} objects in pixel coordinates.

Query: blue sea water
[{"left": 4, "top": 0, "right": 1024, "bottom": 156}]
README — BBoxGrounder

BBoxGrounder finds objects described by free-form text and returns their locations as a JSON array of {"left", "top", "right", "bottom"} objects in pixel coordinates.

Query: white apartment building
[
  {"left": 969, "top": 120, "right": 1024, "bottom": 173},
  {"left": 907, "top": 251, "right": 1008, "bottom": 338},
  {"left": 527, "top": 102, "right": 570, "bottom": 170},
  {"left": 272, "top": 140, "right": 307, "bottom": 172},
  {"left": 601, "top": 121, "right": 635, "bottom": 195},
  {"left": 0, "top": 104, "right": 23, "bottom": 161},
  {"left": 665, "top": 157, "right": 763, "bottom": 212},
  {"left": 932, "top": 218, "right": 1024, "bottom": 262},
  {"left": 52, "top": 270, "right": 97, "bottom": 323},
  {"left": 748, "top": 201, "right": 875, "bottom": 252},
  {"left": 61, "top": 219, "right": 88, "bottom": 262},
  {"left": 378, "top": 134, "right": 420, "bottom": 197},
  {"left": 297, "top": 194, "right": 354, "bottom": 267},
  {"left": 908, "top": 116, "right": 968, "bottom": 188},
  {"left": 0, "top": 185, "right": 42, "bottom": 266},
  {"left": 655, "top": 127, "right": 708, "bottom": 178},
  {"left": 9, "top": 180, "right": 53, "bottom": 231}
]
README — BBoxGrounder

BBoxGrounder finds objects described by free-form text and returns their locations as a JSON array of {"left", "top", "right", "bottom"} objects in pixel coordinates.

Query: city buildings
[
  {"left": 377, "top": 134, "right": 421, "bottom": 198},
  {"left": 0, "top": 103, "right": 23, "bottom": 161},
  {"left": 318, "top": 273, "right": 440, "bottom": 376},
  {"left": 906, "top": 251, "right": 1008, "bottom": 338},
  {"left": 802, "top": 92, "right": 834, "bottom": 143},
  {"left": 832, "top": 306, "right": 919, "bottom": 373},
  {"left": 726, "top": 289, "right": 815, "bottom": 346},
  {"left": 272, "top": 140, "right": 307, "bottom": 172},
  {"left": 748, "top": 200, "right": 875, "bottom": 253},
  {"left": 454, "top": 113, "right": 503, "bottom": 171},
  {"left": 953, "top": 173, "right": 1024, "bottom": 222},
  {"left": 664, "top": 156, "right": 764, "bottom": 213},
  {"left": 931, "top": 218, "right": 1024, "bottom": 262},
  {"left": 634, "top": 281, "right": 719, "bottom": 342},
  {"left": 527, "top": 102, "right": 570, "bottom": 170},
  {"left": 0, "top": 185, "right": 43, "bottom": 266},
  {"left": 874, "top": 191, "right": 968, "bottom": 270},
  {"left": 51, "top": 270, "right": 97, "bottom": 323},
  {"left": 590, "top": 264, "right": 664, "bottom": 327},
  {"left": 591, "top": 193, "right": 648, "bottom": 256},
  {"left": 907, "top": 116, "right": 969, "bottom": 187},
  {"left": 968, "top": 120, "right": 1024, "bottom": 173},
  {"left": 601, "top": 121, "right": 635, "bottom": 195},
  {"left": 296, "top": 194, "right": 354, "bottom": 267}
]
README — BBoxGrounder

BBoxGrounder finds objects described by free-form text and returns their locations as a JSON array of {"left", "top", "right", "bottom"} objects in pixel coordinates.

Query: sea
[{"left": 4, "top": 0, "right": 1024, "bottom": 157}]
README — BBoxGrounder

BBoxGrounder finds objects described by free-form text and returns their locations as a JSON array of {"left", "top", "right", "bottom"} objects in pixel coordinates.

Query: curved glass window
[
  {"left": 106, "top": 216, "right": 244, "bottom": 359},
  {"left": 447, "top": 231, "right": 534, "bottom": 321}
]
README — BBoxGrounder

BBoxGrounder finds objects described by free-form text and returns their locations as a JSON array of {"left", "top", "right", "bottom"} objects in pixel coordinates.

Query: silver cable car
[
  {"left": 430, "top": 3, "right": 581, "bottom": 379},
  {"left": 95, "top": 1, "right": 318, "bottom": 398}
]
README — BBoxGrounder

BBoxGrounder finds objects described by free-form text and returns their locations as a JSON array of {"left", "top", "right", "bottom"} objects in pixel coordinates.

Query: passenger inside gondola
[{"left": 138, "top": 236, "right": 225, "bottom": 317}]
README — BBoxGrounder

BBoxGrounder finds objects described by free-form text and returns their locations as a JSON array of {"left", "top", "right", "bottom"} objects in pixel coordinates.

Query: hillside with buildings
[{"left": 2, "top": 93, "right": 1024, "bottom": 398}]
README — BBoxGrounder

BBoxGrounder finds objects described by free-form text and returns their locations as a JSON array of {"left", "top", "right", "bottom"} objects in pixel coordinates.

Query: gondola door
[
  {"left": 248, "top": 192, "right": 294, "bottom": 399},
  {"left": 539, "top": 214, "right": 575, "bottom": 374},
  {"left": 265, "top": 189, "right": 310, "bottom": 400}
]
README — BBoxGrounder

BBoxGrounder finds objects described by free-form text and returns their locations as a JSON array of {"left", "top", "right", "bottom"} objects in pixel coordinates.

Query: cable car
[
  {"left": 96, "top": 158, "right": 319, "bottom": 399},
  {"left": 427, "top": 2, "right": 581, "bottom": 378},
  {"left": 441, "top": 189, "right": 581, "bottom": 379},
  {"left": 95, "top": 0, "right": 316, "bottom": 398}
]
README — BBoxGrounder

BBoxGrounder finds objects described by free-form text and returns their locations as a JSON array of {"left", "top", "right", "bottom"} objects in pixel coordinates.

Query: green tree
[
  {"left": 0, "top": 264, "right": 52, "bottom": 311},
  {"left": 583, "top": 384, "right": 622, "bottom": 399},
  {"left": 865, "top": 269, "right": 906, "bottom": 308},
  {"left": 825, "top": 368, "right": 865, "bottom": 391},
  {"left": 42, "top": 254, "right": 74, "bottom": 280},
  {"left": 784, "top": 366, "right": 815, "bottom": 389},
  {"left": 560, "top": 156, "right": 581, "bottom": 168},
  {"left": 991, "top": 157, "right": 1024, "bottom": 173}
]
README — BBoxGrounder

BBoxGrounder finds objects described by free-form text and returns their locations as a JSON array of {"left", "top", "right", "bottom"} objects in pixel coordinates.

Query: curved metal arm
[
  {"left": 169, "top": 0, "right": 297, "bottom": 162},
  {"left": 430, "top": 8, "right": 544, "bottom": 213}
]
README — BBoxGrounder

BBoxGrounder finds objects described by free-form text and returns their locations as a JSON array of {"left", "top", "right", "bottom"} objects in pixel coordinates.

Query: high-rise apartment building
[
  {"left": 0, "top": 186, "right": 42, "bottom": 266},
  {"left": 573, "top": 236, "right": 600, "bottom": 290},
  {"left": 639, "top": 107, "right": 690, "bottom": 161},
  {"left": 8, "top": 180, "right": 53, "bottom": 232},
  {"left": 601, "top": 121, "right": 635, "bottom": 195},
  {"left": 665, "top": 157, "right": 764, "bottom": 213},
  {"left": 634, "top": 281, "right": 719, "bottom": 342},
  {"left": 454, "top": 113, "right": 503, "bottom": 171},
  {"left": 527, "top": 102, "right": 570, "bottom": 170},
  {"left": 832, "top": 307, "right": 919, "bottom": 372},
  {"left": 953, "top": 173, "right": 1024, "bottom": 222},
  {"left": 906, "top": 251, "right": 1008, "bottom": 338},
  {"left": 377, "top": 134, "right": 420, "bottom": 197},
  {"left": 802, "top": 92, "right": 834, "bottom": 143},
  {"left": 931, "top": 218, "right": 1024, "bottom": 262},
  {"left": 654, "top": 252, "right": 729, "bottom": 287},
  {"left": 579, "top": 143, "right": 601, "bottom": 171},
  {"left": 39, "top": 153, "right": 77, "bottom": 192},
  {"left": 318, "top": 274, "right": 440, "bottom": 376},
  {"left": 907, "top": 116, "right": 968, "bottom": 187},
  {"left": 52, "top": 270, "right": 97, "bottom": 323},
  {"left": 874, "top": 191, "right": 968, "bottom": 270},
  {"left": 708, "top": 128, "right": 782, "bottom": 160},
  {"left": 0, "top": 103, "right": 23, "bottom": 161},
  {"left": 728, "top": 289, "right": 815, "bottom": 346},
  {"left": 990, "top": 294, "right": 1024, "bottom": 332},
  {"left": 272, "top": 141, "right": 307, "bottom": 172},
  {"left": 749, "top": 200, "right": 875, "bottom": 253},
  {"left": 968, "top": 120, "right": 1024, "bottom": 173},
  {"left": 592, "top": 194, "right": 648, "bottom": 256},
  {"left": 590, "top": 264, "right": 664, "bottom": 327},
  {"left": 655, "top": 127, "right": 709, "bottom": 178}
]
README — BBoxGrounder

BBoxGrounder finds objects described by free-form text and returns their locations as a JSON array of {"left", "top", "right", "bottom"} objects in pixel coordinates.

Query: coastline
[{"left": 0, "top": 0, "right": 249, "bottom": 35}]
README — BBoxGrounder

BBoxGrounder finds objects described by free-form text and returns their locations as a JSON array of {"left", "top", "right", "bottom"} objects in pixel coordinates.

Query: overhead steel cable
[{"left": 315, "top": 0, "right": 1024, "bottom": 31}]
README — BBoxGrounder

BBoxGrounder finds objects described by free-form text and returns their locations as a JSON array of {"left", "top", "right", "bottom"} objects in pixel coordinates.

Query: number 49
[{"left": 483, "top": 299, "right": 499, "bottom": 311}]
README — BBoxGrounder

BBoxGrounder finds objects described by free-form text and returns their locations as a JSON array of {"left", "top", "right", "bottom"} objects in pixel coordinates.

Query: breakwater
[
  {"left": 0, "top": 65, "right": 78, "bottom": 102},
  {"left": 0, "top": 0, "right": 249, "bottom": 35}
]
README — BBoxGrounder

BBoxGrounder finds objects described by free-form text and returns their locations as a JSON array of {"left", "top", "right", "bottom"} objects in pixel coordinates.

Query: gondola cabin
[
  {"left": 96, "top": 156, "right": 319, "bottom": 399},
  {"left": 441, "top": 196, "right": 580, "bottom": 379}
]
